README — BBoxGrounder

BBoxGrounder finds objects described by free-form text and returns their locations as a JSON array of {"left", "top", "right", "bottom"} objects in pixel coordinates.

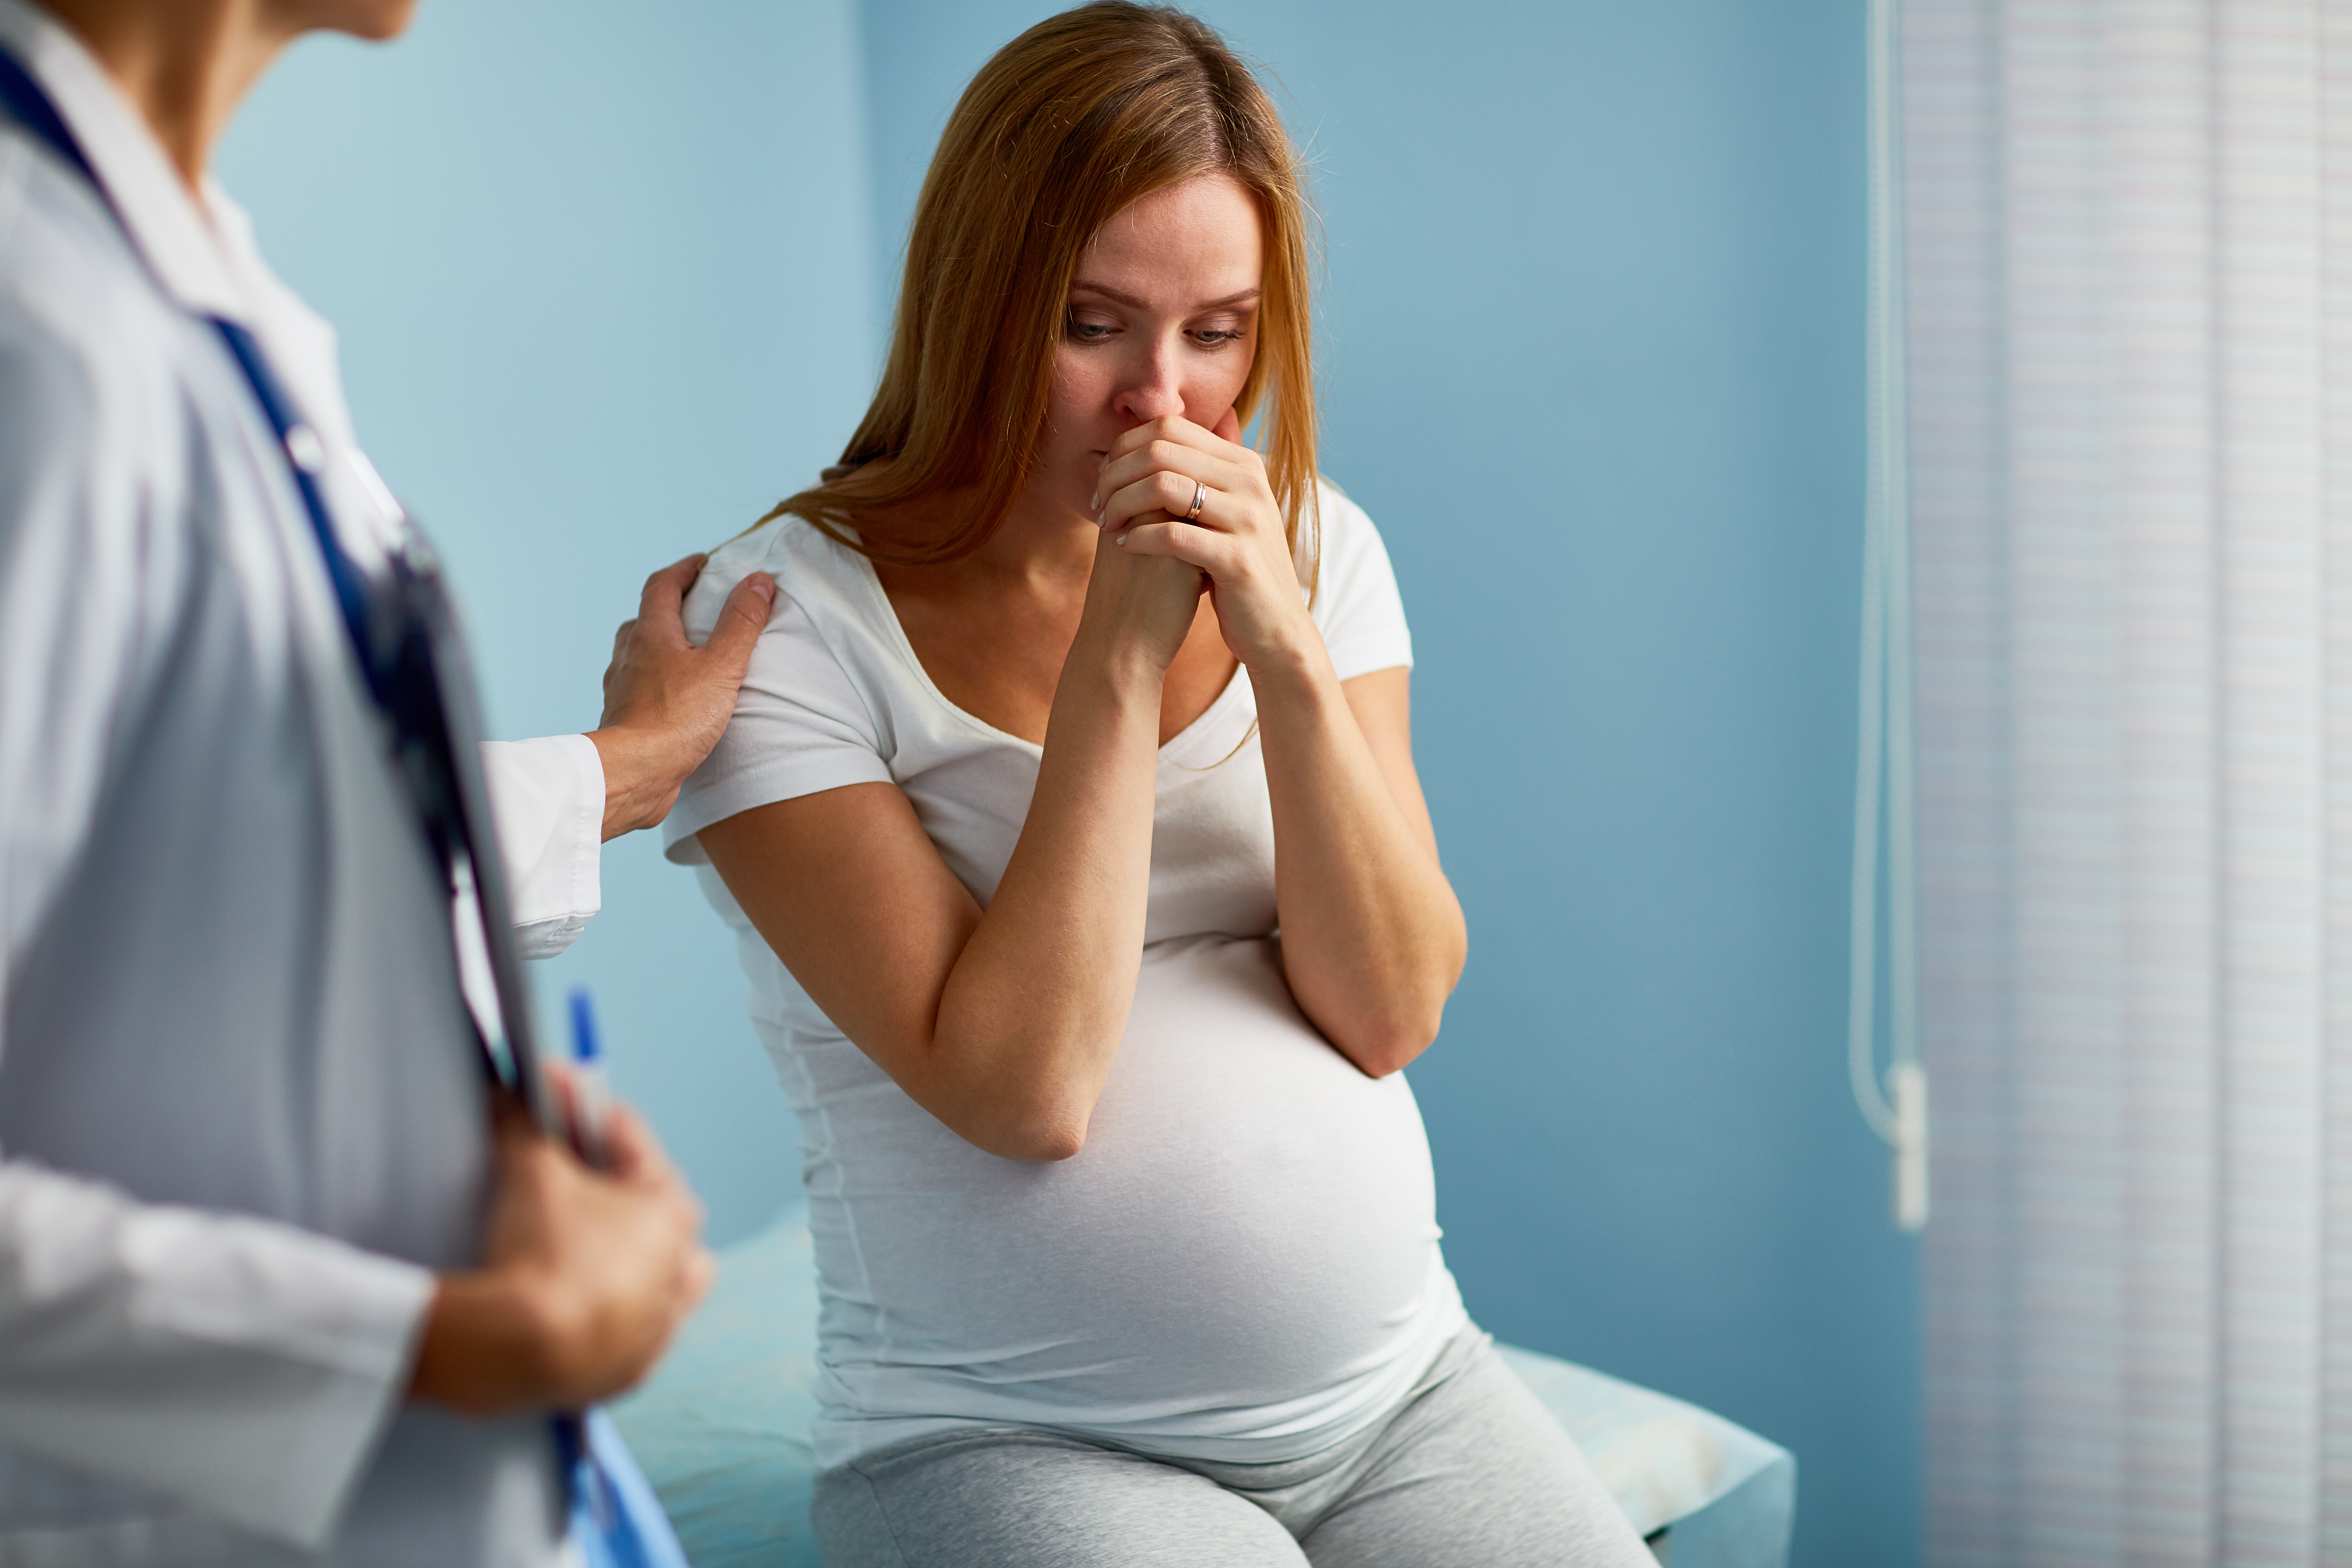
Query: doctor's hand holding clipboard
[{"left": 405, "top": 1079, "right": 710, "bottom": 1419}]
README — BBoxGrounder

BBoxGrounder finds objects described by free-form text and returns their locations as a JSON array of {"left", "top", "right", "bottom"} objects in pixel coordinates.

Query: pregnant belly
[{"left": 810, "top": 935, "right": 1452, "bottom": 1441}]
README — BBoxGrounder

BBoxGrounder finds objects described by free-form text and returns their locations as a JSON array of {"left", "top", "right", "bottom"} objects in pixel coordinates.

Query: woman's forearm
[
  {"left": 920, "top": 642, "right": 1166, "bottom": 1158},
  {"left": 1254, "top": 651, "right": 1466, "bottom": 1077}
]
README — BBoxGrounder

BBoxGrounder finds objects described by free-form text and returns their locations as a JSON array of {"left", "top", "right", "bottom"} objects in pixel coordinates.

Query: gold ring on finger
[{"left": 1184, "top": 480, "right": 1207, "bottom": 521}]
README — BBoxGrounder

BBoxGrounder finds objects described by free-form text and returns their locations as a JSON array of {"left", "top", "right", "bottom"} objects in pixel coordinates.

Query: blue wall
[
  {"left": 218, "top": 0, "right": 877, "bottom": 1246},
  {"left": 867, "top": 4, "right": 1915, "bottom": 1563},
  {"left": 227, "top": 2, "right": 1915, "bottom": 1562}
]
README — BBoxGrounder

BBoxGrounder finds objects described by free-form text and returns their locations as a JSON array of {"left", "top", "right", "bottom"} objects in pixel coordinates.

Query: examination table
[{"left": 610, "top": 1216, "right": 1796, "bottom": 1566}]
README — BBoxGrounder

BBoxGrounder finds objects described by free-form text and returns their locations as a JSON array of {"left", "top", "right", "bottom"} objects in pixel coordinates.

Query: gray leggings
[{"left": 811, "top": 1328, "right": 1659, "bottom": 1568}]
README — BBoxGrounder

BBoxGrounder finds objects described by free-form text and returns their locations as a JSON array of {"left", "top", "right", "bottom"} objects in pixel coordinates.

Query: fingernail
[
  {"left": 751, "top": 575, "right": 776, "bottom": 601},
  {"left": 1089, "top": 492, "right": 1098, "bottom": 512}
]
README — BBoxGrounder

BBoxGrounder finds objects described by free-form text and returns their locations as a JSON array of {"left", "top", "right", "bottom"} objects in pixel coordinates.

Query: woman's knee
[{"left": 1300, "top": 1345, "right": 1657, "bottom": 1568}]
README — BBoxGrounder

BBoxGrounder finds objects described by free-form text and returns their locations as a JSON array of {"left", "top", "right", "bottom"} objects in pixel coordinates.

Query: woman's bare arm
[
  {"left": 696, "top": 534, "right": 1197, "bottom": 1162},
  {"left": 1258, "top": 661, "right": 1464, "bottom": 1076}
]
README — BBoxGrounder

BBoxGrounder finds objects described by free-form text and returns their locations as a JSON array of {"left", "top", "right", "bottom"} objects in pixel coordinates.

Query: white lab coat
[{"left": 0, "top": 4, "right": 610, "bottom": 1561}]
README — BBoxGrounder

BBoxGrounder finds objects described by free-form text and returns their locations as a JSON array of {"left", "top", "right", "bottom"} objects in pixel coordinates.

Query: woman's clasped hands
[{"left": 1092, "top": 409, "right": 1315, "bottom": 672}]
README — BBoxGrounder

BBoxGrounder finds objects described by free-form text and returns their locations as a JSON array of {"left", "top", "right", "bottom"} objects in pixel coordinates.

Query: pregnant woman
[{"left": 665, "top": 7, "right": 1655, "bottom": 1565}]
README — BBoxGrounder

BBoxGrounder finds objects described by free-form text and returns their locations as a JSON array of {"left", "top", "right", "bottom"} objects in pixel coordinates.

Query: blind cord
[{"left": 1856, "top": 0, "right": 1928, "bottom": 1230}]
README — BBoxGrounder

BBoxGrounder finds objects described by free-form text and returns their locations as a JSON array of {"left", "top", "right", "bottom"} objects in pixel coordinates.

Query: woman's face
[{"left": 1039, "top": 172, "right": 1264, "bottom": 520}]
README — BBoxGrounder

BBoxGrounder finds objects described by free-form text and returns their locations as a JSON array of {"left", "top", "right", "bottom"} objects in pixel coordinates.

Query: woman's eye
[
  {"left": 1065, "top": 315, "right": 1115, "bottom": 343},
  {"left": 1192, "top": 327, "right": 1247, "bottom": 348}
]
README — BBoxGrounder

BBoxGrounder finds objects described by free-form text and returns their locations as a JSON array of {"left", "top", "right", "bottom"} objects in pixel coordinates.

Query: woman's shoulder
[
  {"left": 1300, "top": 474, "right": 1401, "bottom": 595},
  {"left": 1303, "top": 474, "right": 1413, "bottom": 676},
  {"left": 1301, "top": 475, "right": 1390, "bottom": 575},
  {"left": 688, "top": 510, "right": 885, "bottom": 645}
]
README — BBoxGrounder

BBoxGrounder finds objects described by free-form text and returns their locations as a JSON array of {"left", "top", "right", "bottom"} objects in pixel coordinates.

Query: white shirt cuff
[{"left": 479, "top": 735, "right": 604, "bottom": 959}]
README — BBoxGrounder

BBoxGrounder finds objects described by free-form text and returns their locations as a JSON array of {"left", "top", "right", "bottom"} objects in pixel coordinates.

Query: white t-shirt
[{"left": 667, "top": 481, "right": 1466, "bottom": 1468}]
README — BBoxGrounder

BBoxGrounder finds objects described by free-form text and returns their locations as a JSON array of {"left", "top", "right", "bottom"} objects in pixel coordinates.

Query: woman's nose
[{"left": 1114, "top": 344, "right": 1187, "bottom": 425}]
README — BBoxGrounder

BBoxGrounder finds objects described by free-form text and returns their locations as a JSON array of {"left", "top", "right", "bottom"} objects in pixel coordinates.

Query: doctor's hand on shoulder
[
  {"left": 588, "top": 554, "right": 776, "bottom": 840},
  {"left": 408, "top": 1086, "right": 714, "bottom": 1413}
]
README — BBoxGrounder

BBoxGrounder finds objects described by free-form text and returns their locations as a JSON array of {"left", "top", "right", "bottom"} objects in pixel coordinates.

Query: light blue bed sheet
[{"left": 609, "top": 1217, "right": 1794, "bottom": 1567}]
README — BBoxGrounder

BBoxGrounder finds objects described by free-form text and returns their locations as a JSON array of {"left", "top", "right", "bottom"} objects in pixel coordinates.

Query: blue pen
[{"left": 566, "top": 987, "right": 612, "bottom": 1170}]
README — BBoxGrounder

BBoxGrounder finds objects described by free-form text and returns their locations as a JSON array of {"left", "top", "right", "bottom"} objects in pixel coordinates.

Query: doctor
[{"left": 0, "top": 0, "right": 773, "bottom": 1561}]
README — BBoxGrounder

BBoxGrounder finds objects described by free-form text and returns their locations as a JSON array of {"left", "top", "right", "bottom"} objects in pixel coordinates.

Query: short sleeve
[
  {"left": 663, "top": 552, "right": 893, "bottom": 866},
  {"left": 1307, "top": 482, "right": 1414, "bottom": 682}
]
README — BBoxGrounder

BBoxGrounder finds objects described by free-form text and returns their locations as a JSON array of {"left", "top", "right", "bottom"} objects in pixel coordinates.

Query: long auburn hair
[{"left": 752, "top": 2, "right": 1319, "bottom": 568}]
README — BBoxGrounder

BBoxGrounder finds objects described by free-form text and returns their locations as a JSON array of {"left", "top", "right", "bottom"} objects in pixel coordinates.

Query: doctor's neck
[{"left": 42, "top": 0, "right": 415, "bottom": 196}]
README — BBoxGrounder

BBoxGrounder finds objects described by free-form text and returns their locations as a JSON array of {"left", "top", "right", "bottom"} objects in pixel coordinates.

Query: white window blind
[{"left": 1905, "top": 0, "right": 2352, "bottom": 1562}]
